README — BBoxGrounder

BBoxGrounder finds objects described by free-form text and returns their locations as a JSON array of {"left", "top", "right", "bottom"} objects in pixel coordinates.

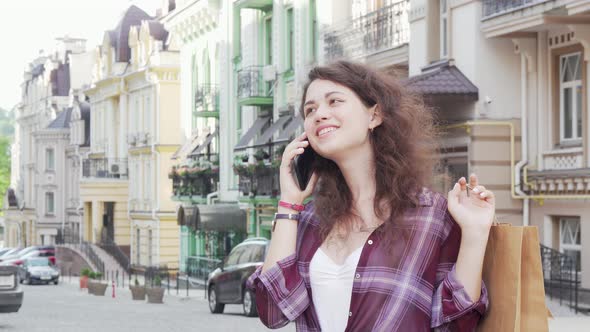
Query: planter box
[
  {"left": 88, "top": 280, "right": 108, "bottom": 296},
  {"left": 146, "top": 287, "right": 165, "bottom": 304},
  {"left": 130, "top": 286, "right": 146, "bottom": 301}
]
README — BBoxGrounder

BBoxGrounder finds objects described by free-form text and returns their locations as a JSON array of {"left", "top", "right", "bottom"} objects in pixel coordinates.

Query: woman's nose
[{"left": 314, "top": 104, "right": 330, "bottom": 121}]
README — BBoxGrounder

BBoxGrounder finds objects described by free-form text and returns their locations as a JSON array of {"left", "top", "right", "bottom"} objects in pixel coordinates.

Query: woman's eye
[
  {"left": 304, "top": 108, "right": 315, "bottom": 116},
  {"left": 330, "top": 99, "right": 342, "bottom": 105}
]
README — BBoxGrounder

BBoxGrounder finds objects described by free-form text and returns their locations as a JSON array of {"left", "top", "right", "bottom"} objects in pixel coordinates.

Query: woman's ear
[{"left": 369, "top": 104, "right": 383, "bottom": 129}]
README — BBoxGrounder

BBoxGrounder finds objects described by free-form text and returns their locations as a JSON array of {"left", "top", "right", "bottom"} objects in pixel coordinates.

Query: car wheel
[
  {"left": 242, "top": 289, "right": 258, "bottom": 317},
  {"left": 54, "top": 280, "right": 59, "bottom": 285},
  {"left": 208, "top": 287, "right": 225, "bottom": 314}
]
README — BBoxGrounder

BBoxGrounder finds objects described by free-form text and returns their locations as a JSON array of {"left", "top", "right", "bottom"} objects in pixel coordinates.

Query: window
[
  {"left": 559, "top": 52, "right": 583, "bottom": 142},
  {"left": 226, "top": 246, "right": 247, "bottom": 267},
  {"left": 46, "top": 148, "right": 55, "bottom": 171},
  {"left": 310, "top": 0, "right": 318, "bottom": 62},
  {"left": 286, "top": 8, "right": 294, "bottom": 70},
  {"left": 440, "top": 0, "right": 448, "bottom": 58},
  {"left": 559, "top": 217, "right": 581, "bottom": 271},
  {"left": 45, "top": 192, "right": 55, "bottom": 215},
  {"left": 265, "top": 16, "right": 273, "bottom": 65}
]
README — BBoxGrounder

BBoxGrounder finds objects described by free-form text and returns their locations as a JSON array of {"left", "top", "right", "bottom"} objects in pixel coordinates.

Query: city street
[{"left": 0, "top": 279, "right": 294, "bottom": 332}]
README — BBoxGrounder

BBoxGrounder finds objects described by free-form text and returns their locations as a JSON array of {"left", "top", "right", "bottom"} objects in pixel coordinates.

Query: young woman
[{"left": 247, "top": 61, "right": 493, "bottom": 331}]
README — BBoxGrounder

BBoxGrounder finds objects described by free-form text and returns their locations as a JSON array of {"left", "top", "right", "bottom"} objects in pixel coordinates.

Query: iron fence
[
  {"left": 194, "top": 84, "right": 220, "bottom": 111},
  {"left": 237, "top": 66, "right": 272, "bottom": 99},
  {"left": 540, "top": 244, "right": 580, "bottom": 313},
  {"left": 323, "top": 0, "right": 410, "bottom": 61},
  {"left": 482, "top": 0, "right": 551, "bottom": 19},
  {"left": 99, "top": 232, "right": 131, "bottom": 273},
  {"left": 185, "top": 255, "right": 224, "bottom": 283},
  {"left": 82, "top": 158, "right": 128, "bottom": 179}
]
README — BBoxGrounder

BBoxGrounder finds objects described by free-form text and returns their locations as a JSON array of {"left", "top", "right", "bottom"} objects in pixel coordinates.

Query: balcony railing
[
  {"left": 82, "top": 158, "right": 128, "bottom": 179},
  {"left": 171, "top": 169, "right": 219, "bottom": 198},
  {"left": 482, "top": 0, "right": 551, "bottom": 19},
  {"left": 542, "top": 148, "right": 583, "bottom": 170},
  {"left": 235, "top": 162, "right": 279, "bottom": 197},
  {"left": 237, "top": 66, "right": 273, "bottom": 102},
  {"left": 194, "top": 84, "right": 220, "bottom": 112},
  {"left": 324, "top": 0, "right": 410, "bottom": 62}
]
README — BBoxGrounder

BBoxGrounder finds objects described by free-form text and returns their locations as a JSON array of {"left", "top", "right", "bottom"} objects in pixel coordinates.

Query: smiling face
[{"left": 302, "top": 79, "right": 379, "bottom": 160}]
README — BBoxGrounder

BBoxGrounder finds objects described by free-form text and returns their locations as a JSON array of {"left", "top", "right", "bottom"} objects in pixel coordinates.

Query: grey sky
[{"left": 0, "top": 0, "right": 161, "bottom": 110}]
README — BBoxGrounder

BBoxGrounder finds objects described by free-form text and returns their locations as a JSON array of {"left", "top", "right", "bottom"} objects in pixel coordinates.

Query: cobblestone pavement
[{"left": 0, "top": 278, "right": 294, "bottom": 332}]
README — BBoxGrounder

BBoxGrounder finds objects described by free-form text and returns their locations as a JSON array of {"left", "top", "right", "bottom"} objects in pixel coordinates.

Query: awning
[
  {"left": 176, "top": 206, "right": 185, "bottom": 226},
  {"left": 273, "top": 115, "right": 303, "bottom": 144},
  {"left": 185, "top": 204, "right": 246, "bottom": 232},
  {"left": 189, "top": 129, "right": 217, "bottom": 157},
  {"left": 185, "top": 206, "right": 201, "bottom": 231},
  {"left": 252, "top": 115, "right": 292, "bottom": 148},
  {"left": 403, "top": 60, "right": 478, "bottom": 101},
  {"left": 172, "top": 132, "right": 206, "bottom": 160},
  {"left": 234, "top": 116, "right": 270, "bottom": 150}
]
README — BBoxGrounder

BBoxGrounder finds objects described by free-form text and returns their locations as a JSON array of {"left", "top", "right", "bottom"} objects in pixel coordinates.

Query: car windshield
[{"left": 28, "top": 259, "right": 50, "bottom": 267}]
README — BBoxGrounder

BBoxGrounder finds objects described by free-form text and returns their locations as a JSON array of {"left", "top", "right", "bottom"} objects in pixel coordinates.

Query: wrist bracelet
[
  {"left": 272, "top": 213, "right": 300, "bottom": 232},
  {"left": 278, "top": 200, "right": 305, "bottom": 212}
]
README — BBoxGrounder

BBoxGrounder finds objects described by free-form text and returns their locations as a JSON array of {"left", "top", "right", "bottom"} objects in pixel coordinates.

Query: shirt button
[
  {"left": 349, "top": 311, "right": 353, "bottom": 317},
  {"left": 368, "top": 239, "right": 373, "bottom": 245},
  {"left": 355, "top": 273, "right": 360, "bottom": 279}
]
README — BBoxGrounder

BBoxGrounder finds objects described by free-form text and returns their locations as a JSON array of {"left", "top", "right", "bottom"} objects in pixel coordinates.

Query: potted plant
[
  {"left": 168, "top": 166, "right": 177, "bottom": 179},
  {"left": 129, "top": 276, "right": 146, "bottom": 301},
  {"left": 80, "top": 268, "right": 91, "bottom": 289},
  {"left": 88, "top": 272, "right": 108, "bottom": 296},
  {"left": 146, "top": 275, "right": 165, "bottom": 304}
]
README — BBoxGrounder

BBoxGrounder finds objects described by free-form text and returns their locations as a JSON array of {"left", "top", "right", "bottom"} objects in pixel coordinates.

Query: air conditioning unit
[
  {"left": 111, "top": 164, "right": 120, "bottom": 174},
  {"left": 262, "top": 65, "right": 276, "bottom": 82}
]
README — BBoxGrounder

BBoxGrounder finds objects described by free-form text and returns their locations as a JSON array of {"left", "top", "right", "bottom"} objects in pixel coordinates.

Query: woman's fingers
[{"left": 469, "top": 173, "right": 478, "bottom": 188}]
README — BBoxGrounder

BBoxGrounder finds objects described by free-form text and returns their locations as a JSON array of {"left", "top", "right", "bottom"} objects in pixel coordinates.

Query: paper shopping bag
[{"left": 477, "top": 224, "right": 549, "bottom": 332}]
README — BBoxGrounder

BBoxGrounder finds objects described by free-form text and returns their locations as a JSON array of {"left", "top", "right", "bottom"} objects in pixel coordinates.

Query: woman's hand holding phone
[{"left": 279, "top": 132, "right": 318, "bottom": 204}]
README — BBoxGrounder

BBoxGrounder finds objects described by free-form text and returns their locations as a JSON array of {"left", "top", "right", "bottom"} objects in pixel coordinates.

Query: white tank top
[{"left": 309, "top": 246, "right": 363, "bottom": 332}]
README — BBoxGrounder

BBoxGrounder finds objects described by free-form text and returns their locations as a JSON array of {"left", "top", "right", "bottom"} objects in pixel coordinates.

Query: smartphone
[{"left": 292, "top": 142, "right": 317, "bottom": 190}]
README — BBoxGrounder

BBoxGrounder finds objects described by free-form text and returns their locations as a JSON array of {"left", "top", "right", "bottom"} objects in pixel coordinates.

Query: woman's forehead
[{"left": 305, "top": 79, "right": 353, "bottom": 100}]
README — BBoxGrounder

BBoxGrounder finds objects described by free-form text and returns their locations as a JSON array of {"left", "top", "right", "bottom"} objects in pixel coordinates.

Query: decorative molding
[{"left": 408, "top": 4, "right": 426, "bottom": 23}]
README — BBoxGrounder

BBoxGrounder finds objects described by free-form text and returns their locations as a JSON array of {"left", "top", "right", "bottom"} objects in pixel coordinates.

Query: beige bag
[{"left": 477, "top": 225, "right": 549, "bottom": 332}]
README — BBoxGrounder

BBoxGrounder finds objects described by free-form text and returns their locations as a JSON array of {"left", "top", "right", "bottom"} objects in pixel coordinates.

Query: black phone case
[{"left": 293, "top": 145, "right": 317, "bottom": 190}]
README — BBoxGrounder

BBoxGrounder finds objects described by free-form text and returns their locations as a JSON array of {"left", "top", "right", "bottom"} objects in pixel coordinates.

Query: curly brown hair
[{"left": 299, "top": 60, "right": 440, "bottom": 242}]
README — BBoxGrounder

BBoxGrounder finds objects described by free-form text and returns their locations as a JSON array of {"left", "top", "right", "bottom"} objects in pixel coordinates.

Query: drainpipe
[
  {"left": 207, "top": 191, "right": 219, "bottom": 205},
  {"left": 512, "top": 38, "right": 535, "bottom": 227}
]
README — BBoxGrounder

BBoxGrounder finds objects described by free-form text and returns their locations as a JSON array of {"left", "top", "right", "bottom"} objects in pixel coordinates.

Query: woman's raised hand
[{"left": 279, "top": 132, "right": 318, "bottom": 204}]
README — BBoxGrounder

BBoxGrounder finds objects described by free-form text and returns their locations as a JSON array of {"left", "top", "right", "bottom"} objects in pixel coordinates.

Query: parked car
[
  {"left": 0, "top": 248, "right": 23, "bottom": 259},
  {"left": 0, "top": 249, "right": 56, "bottom": 267},
  {"left": 206, "top": 237, "right": 268, "bottom": 317},
  {"left": 0, "top": 246, "right": 55, "bottom": 263},
  {"left": 0, "top": 265, "right": 23, "bottom": 313},
  {"left": 18, "top": 257, "right": 59, "bottom": 285},
  {"left": 0, "top": 248, "right": 14, "bottom": 257}
]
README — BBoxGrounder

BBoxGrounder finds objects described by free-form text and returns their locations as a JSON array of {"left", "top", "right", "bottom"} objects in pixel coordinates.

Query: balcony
[
  {"left": 234, "top": 0, "right": 272, "bottom": 11},
  {"left": 170, "top": 166, "right": 219, "bottom": 199},
  {"left": 482, "top": 0, "right": 551, "bottom": 19},
  {"left": 524, "top": 149, "right": 590, "bottom": 195},
  {"left": 194, "top": 84, "right": 219, "bottom": 118},
  {"left": 234, "top": 156, "right": 280, "bottom": 197},
  {"left": 82, "top": 158, "right": 128, "bottom": 179},
  {"left": 324, "top": 0, "right": 410, "bottom": 64},
  {"left": 237, "top": 66, "right": 274, "bottom": 106}
]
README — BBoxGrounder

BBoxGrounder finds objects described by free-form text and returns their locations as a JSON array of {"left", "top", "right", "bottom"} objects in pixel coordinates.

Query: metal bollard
[
  {"left": 116, "top": 270, "right": 119, "bottom": 288},
  {"left": 167, "top": 273, "right": 170, "bottom": 294},
  {"left": 186, "top": 274, "right": 189, "bottom": 297},
  {"left": 176, "top": 272, "right": 179, "bottom": 295}
]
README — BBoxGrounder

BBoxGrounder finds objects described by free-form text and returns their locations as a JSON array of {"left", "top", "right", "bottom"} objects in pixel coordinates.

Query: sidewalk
[{"left": 547, "top": 297, "right": 590, "bottom": 331}]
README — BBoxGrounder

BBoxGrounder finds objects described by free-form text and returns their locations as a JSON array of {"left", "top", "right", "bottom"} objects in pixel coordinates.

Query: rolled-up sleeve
[
  {"left": 246, "top": 252, "right": 310, "bottom": 329},
  {"left": 431, "top": 212, "right": 489, "bottom": 331}
]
